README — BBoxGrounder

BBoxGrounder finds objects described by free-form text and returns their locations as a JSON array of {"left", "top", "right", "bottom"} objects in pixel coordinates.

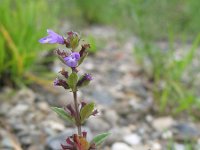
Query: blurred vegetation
[
  {"left": 58, "top": 0, "right": 200, "bottom": 40},
  {"left": 0, "top": 0, "right": 58, "bottom": 87},
  {"left": 134, "top": 35, "right": 200, "bottom": 115},
  {"left": 167, "top": 138, "right": 196, "bottom": 150}
]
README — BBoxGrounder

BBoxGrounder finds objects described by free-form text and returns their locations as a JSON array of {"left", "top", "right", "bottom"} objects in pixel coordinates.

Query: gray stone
[
  {"left": 45, "top": 129, "right": 75, "bottom": 150},
  {"left": 114, "top": 102, "right": 131, "bottom": 116},
  {"left": 174, "top": 143, "right": 185, "bottom": 150},
  {"left": 91, "top": 90, "right": 114, "bottom": 105},
  {"left": 123, "top": 133, "right": 142, "bottom": 146},
  {"left": 13, "top": 88, "right": 35, "bottom": 104},
  {"left": 107, "top": 127, "right": 131, "bottom": 144},
  {"left": 161, "top": 130, "right": 173, "bottom": 139},
  {"left": 42, "top": 120, "right": 65, "bottom": 132},
  {"left": 104, "top": 109, "right": 119, "bottom": 125},
  {"left": 151, "top": 142, "right": 162, "bottom": 150},
  {"left": 145, "top": 115, "right": 153, "bottom": 123},
  {"left": 9, "top": 103, "right": 29, "bottom": 116},
  {"left": 133, "top": 145, "right": 152, "bottom": 150},
  {"left": 152, "top": 116, "right": 176, "bottom": 131},
  {"left": 28, "top": 145, "right": 44, "bottom": 150},
  {"left": 36, "top": 101, "right": 49, "bottom": 113},
  {"left": 111, "top": 142, "right": 133, "bottom": 150},
  {"left": 20, "top": 135, "right": 32, "bottom": 145},
  {"left": 86, "top": 117, "right": 110, "bottom": 132},
  {"left": 173, "top": 123, "right": 200, "bottom": 141},
  {"left": 0, "top": 103, "right": 11, "bottom": 115},
  {"left": 1, "top": 137, "right": 14, "bottom": 149}
]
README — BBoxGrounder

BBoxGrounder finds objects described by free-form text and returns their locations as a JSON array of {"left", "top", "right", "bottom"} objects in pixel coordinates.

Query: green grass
[
  {"left": 55, "top": 0, "right": 200, "bottom": 41},
  {"left": 167, "top": 139, "right": 195, "bottom": 150},
  {"left": 133, "top": 34, "right": 200, "bottom": 115},
  {"left": 0, "top": 0, "right": 56, "bottom": 87}
]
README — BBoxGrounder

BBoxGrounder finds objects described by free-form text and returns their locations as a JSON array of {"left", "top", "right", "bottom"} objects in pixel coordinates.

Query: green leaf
[
  {"left": 80, "top": 102, "right": 95, "bottom": 123},
  {"left": 67, "top": 72, "right": 78, "bottom": 91},
  {"left": 71, "top": 36, "right": 79, "bottom": 49},
  {"left": 51, "top": 107, "right": 74, "bottom": 123},
  {"left": 91, "top": 132, "right": 110, "bottom": 146},
  {"left": 78, "top": 52, "right": 88, "bottom": 66}
]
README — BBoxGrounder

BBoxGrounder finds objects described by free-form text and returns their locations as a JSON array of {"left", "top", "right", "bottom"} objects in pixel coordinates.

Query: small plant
[
  {"left": 39, "top": 30, "right": 110, "bottom": 149},
  {"left": 0, "top": 0, "right": 55, "bottom": 87},
  {"left": 134, "top": 35, "right": 200, "bottom": 115}
]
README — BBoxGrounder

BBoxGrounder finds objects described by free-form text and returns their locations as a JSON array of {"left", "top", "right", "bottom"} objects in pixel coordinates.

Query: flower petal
[
  {"left": 39, "top": 36, "right": 51, "bottom": 43},
  {"left": 71, "top": 52, "right": 80, "bottom": 61},
  {"left": 64, "top": 56, "right": 78, "bottom": 67},
  {"left": 39, "top": 29, "right": 64, "bottom": 44}
]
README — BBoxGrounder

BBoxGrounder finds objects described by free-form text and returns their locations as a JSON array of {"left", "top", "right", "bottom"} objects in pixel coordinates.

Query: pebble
[
  {"left": 91, "top": 90, "right": 114, "bottom": 105},
  {"left": 43, "top": 120, "right": 65, "bottom": 131},
  {"left": 162, "top": 130, "right": 173, "bottom": 139},
  {"left": 172, "top": 123, "right": 200, "bottom": 140},
  {"left": 145, "top": 115, "right": 154, "bottom": 123},
  {"left": 107, "top": 127, "right": 131, "bottom": 144},
  {"left": 152, "top": 116, "right": 176, "bottom": 131},
  {"left": 1, "top": 137, "right": 14, "bottom": 149},
  {"left": 151, "top": 142, "right": 162, "bottom": 150},
  {"left": 84, "top": 62, "right": 94, "bottom": 70},
  {"left": 20, "top": 135, "right": 32, "bottom": 145},
  {"left": 86, "top": 117, "right": 110, "bottom": 132},
  {"left": 13, "top": 88, "right": 36, "bottom": 104},
  {"left": 9, "top": 103, "right": 29, "bottom": 116},
  {"left": 104, "top": 109, "right": 119, "bottom": 125},
  {"left": 46, "top": 129, "right": 75, "bottom": 150},
  {"left": 36, "top": 101, "right": 49, "bottom": 113},
  {"left": 123, "top": 133, "right": 142, "bottom": 146},
  {"left": 174, "top": 143, "right": 185, "bottom": 150},
  {"left": 111, "top": 142, "right": 133, "bottom": 150}
]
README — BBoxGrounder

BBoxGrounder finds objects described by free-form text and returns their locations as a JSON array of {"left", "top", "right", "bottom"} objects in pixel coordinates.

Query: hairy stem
[{"left": 73, "top": 91, "right": 82, "bottom": 135}]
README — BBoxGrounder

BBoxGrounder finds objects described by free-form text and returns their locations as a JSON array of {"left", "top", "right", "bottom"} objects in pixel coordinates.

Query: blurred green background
[{"left": 0, "top": 0, "right": 200, "bottom": 129}]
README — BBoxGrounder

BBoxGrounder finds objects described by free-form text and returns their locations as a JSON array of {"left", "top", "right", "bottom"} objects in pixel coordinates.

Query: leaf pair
[
  {"left": 80, "top": 102, "right": 95, "bottom": 124},
  {"left": 67, "top": 72, "right": 78, "bottom": 91},
  {"left": 51, "top": 107, "right": 110, "bottom": 147},
  {"left": 51, "top": 107, "right": 74, "bottom": 123},
  {"left": 91, "top": 132, "right": 110, "bottom": 146}
]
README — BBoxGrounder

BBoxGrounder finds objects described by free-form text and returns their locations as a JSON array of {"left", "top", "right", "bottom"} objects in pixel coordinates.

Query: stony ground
[{"left": 0, "top": 25, "right": 200, "bottom": 150}]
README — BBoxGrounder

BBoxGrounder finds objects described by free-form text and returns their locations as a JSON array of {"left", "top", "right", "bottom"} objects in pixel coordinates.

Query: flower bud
[
  {"left": 59, "top": 69, "right": 69, "bottom": 78},
  {"left": 79, "top": 44, "right": 90, "bottom": 57},
  {"left": 77, "top": 73, "right": 93, "bottom": 87},
  {"left": 54, "top": 78, "right": 69, "bottom": 89},
  {"left": 65, "top": 104, "right": 76, "bottom": 118},
  {"left": 64, "top": 31, "right": 80, "bottom": 49},
  {"left": 55, "top": 49, "right": 68, "bottom": 58}
]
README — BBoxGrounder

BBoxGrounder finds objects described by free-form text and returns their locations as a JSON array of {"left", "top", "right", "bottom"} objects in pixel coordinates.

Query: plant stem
[{"left": 73, "top": 91, "right": 82, "bottom": 135}]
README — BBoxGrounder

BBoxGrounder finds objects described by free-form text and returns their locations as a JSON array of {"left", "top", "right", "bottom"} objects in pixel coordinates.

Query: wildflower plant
[{"left": 39, "top": 30, "right": 110, "bottom": 150}]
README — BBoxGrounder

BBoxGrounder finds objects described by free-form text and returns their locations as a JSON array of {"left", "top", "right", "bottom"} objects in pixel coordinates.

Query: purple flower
[
  {"left": 39, "top": 29, "right": 64, "bottom": 44},
  {"left": 53, "top": 78, "right": 60, "bottom": 86},
  {"left": 64, "top": 52, "right": 80, "bottom": 67},
  {"left": 84, "top": 73, "right": 93, "bottom": 81}
]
